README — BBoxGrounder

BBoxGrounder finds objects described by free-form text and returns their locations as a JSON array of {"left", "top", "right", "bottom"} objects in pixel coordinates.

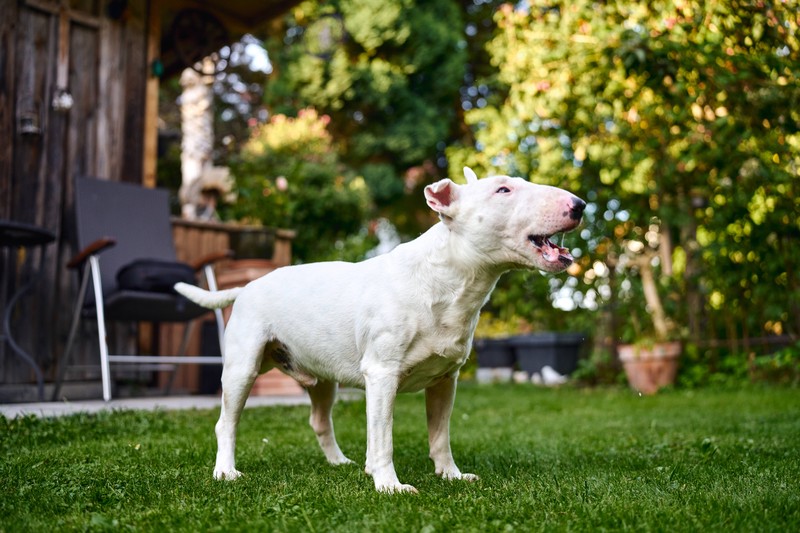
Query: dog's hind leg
[
  {"left": 213, "top": 335, "right": 261, "bottom": 481},
  {"left": 425, "top": 373, "right": 479, "bottom": 482},
  {"left": 307, "top": 380, "right": 354, "bottom": 465}
]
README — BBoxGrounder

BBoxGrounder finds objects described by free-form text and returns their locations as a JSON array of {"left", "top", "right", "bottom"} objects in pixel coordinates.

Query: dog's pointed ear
[
  {"left": 424, "top": 179, "right": 460, "bottom": 221},
  {"left": 464, "top": 167, "right": 478, "bottom": 184}
]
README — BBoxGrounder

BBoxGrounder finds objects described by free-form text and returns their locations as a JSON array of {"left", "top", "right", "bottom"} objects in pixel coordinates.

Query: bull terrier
[{"left": 175, "top": 167, "right": 585, "bottom": 493}]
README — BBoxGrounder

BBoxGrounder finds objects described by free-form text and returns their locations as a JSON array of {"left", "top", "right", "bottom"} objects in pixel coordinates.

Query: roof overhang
[{"left": 159, "top": 0, "right": 302, "bottom": 77}]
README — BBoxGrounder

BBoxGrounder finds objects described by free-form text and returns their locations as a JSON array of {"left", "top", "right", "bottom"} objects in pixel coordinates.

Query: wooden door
[{"left": 0, "top": 0, "right": 149, "bottom": 393}]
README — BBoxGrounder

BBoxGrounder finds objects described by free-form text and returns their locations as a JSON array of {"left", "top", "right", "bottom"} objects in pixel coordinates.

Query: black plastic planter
[
  {"left": 510, "top": 333, "right": 585, "bottom": 376},
  {"left": 474, "top": 338, "right": 516, "bottom": 368}
]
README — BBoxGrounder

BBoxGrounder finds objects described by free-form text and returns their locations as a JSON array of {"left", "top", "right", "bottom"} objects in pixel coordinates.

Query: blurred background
[{"left": 2, "top": 0, "right": 798, "bottom": 399}]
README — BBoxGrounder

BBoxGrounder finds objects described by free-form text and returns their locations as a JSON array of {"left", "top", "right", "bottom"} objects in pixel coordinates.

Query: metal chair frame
[{"left": 53, "top": 177, "right": 229, "bottom": 401}]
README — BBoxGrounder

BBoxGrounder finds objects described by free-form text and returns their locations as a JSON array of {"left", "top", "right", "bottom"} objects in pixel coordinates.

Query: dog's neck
[{"left": 395, "top": 223, "right": 504, "bottom": 318}]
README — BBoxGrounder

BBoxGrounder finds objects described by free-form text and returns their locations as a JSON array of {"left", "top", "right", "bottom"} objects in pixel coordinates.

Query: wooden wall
[{"left": 0, "top": 0, "right": 152, "bottom": 391}]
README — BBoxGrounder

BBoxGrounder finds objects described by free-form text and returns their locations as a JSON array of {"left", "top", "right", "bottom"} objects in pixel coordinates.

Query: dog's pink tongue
[{"left": 542, "top": 241, "right": 561, "bottom": 263}]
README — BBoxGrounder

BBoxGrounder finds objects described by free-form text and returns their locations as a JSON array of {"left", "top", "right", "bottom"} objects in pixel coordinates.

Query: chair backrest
[{"left": 75, "top": 177, "right": 178, "bottom": 296}]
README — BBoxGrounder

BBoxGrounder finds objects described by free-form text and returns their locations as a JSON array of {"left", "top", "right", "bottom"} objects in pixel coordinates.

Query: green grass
[{"left": 2, "top": 385, "right": 799, "bottom": 532}]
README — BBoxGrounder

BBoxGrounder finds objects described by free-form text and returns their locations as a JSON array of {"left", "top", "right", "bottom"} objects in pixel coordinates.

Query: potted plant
[
  {"left": 616, "top": 241, "right": 682, "bottom": 394},
  {"left": 617, "top": 340, "right": 681, "bottom": 395}
]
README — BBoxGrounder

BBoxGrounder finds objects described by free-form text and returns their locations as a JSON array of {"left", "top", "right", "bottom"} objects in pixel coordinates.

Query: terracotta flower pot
[{"left": 618, "top": 341, "right": 681, "bottom": 395}]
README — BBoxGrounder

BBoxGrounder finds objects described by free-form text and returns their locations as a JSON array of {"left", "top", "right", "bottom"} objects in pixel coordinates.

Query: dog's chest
[
  {"left": 396, "top": 314, "right": 476, "bottom": 392},
  {"left": 399, "top": 349, "right": 465, "bottom": 392}
]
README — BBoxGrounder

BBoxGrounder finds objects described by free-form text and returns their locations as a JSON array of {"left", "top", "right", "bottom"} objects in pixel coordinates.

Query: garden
[{"left": 3, "top": 0, "right": 799, "bottom": 530}]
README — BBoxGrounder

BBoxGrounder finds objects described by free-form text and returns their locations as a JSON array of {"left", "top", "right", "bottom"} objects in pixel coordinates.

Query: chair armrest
[
  {"left": 190, "top": 250, "right": 234, "bottom": 271},
  {"left": 67, "top": 237, "right": 117, "bottom": 269}
]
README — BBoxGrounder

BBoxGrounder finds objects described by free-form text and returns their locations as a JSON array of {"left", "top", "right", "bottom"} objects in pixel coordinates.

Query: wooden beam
[
  {"left": 142, "top": 0, "right": 161, "bottom": 188},
  {"left": 0, "top": 0, "right": 18, "bottom": 218}
]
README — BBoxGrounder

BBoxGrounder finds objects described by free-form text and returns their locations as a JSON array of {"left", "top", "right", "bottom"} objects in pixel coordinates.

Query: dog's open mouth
[{"left": 529, "top": 234, "right": 573, "bottom": 266}]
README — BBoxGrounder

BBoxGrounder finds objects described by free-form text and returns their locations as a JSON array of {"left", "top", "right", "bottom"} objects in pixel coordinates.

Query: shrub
[{"left": 226, "top": 109, "right": 373, "bottom": 262}]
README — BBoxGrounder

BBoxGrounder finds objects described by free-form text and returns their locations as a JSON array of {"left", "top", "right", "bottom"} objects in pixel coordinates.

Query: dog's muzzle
[{"left": 570, "top": 197, "right": 587, "bottom": 221}]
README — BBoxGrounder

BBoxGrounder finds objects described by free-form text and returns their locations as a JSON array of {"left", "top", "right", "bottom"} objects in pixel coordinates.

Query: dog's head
[{"left": 424, "top": 167, "right": 585, "bottom": 273}]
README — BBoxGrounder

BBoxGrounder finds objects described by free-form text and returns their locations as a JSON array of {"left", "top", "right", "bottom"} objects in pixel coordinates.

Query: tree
[
  {"left": 263, "top": 0, "right": 467, "bottom": 233},
  {"left": 452, "top": 0, "right": 800, "bottom": 360}
]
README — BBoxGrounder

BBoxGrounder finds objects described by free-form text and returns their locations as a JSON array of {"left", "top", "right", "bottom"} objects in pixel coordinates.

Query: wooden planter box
[
  {"left": 160, "top": 220, "right": 302, "bottom": 396},
  {"left": 214, "top": 260, "right": 304, "bottom": 397}
]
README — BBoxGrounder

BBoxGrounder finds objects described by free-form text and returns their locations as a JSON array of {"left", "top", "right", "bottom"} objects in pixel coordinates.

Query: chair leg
[
  {"left": 177, "top": 319, "right": 195, "bottom": 356},
  {"left": 89, "top": 255, "right": 113, "bottom": 402},
  {"left": 52, "top": 264, "right": 92, "bottom": 401}
]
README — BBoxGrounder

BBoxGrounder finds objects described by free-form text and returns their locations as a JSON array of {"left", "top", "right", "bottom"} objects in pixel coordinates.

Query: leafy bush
[
  {"left": 752, "top": 343, "right": 800, "bottom": 386},
  {"left": 449, "top": 0, "right": 800, "bottom": 369},
  {"left": 678, "top": 341, "right": 800, "bottom": 388},
  {"left": 225, "top": 109, "right": 373, "bottom": 262},
  {"left": 571, "top": 348, "right": 627, "bottom": 387}
]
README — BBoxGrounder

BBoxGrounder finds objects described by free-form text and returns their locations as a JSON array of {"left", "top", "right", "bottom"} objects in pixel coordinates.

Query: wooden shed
[{"left": 0, "top": 0, "right": 300, "bottom": 401}]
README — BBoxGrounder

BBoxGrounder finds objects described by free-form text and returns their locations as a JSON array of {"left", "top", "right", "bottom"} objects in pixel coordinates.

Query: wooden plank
[
  {"left": 66, "top": 23, "right": 99, "bottom": 180},
  {"left": 3, "top": 5, "right": 59, "bottom": 385},
  {"left": 95, "top": 18, "right": 114, "bottom": 178},
  {"left": 142, "top": 0, "right": 160, "bottom": 187},
  {"left": 0, "top": 0, "right": 18, "bottom": 219},
  {"left": 116, "top": 2, "right": 145, "bottom": 185}
]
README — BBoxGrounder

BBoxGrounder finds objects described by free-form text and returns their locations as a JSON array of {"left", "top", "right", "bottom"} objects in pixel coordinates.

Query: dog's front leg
[
  {"left": 363, "top": 368, "right": 417, "bottom": 493},
  {"left": 426, "top": 374, "right": 479, "bottom": 482}
]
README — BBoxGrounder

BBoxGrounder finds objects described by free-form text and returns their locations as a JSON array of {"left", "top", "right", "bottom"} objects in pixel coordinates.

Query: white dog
[{"left": 175, "top": 167, "right": 585, "bottom": 493}]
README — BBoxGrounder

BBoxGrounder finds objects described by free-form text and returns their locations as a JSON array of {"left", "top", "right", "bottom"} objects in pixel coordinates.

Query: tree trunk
[
  {"left": 179, "top": 65, "right": 214, "bottom": 219},
  {"left": 681, "top": 217, "right": 703, "bottom": 342},
  {"left": 637, "top": 252, "right": 670, "bottom": 342}
]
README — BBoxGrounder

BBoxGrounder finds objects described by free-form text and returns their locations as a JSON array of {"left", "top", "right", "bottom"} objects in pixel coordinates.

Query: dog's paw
[
  {"left": 213, "top": 468, "right": 243, "bottom": 481},
  {"left": 329, "top": 456, "right": 356, "bottom": 466},
  {"left": 437, "top": 468, "right": 480, "bottom": 482},
  {"left": 369, "top": 467, "right": 419, "bottom": 494},
  {"left": 376, "top": 482, "right": 419, "bottom": 494}
]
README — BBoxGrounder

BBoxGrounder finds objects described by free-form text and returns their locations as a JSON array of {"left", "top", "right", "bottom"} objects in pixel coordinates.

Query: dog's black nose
[{"left": 569, "top": 197, "right": 586, "bottom": 220}]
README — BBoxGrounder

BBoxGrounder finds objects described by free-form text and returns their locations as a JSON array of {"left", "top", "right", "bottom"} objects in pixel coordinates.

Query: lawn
[{"left": 2, "top": 385, "right": 799, "bottom": 532}]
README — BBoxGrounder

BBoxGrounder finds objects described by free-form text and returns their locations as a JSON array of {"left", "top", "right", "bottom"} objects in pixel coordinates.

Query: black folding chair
[{"left": 53, "top": 177, "right": 230, "bottom": 401}]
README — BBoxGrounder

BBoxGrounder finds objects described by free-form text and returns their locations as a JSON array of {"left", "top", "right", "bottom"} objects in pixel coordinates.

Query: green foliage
[
  {"left": 451, "top": 0, "right": 800, "bottom": 364},
  {"left": 226, "top": 109, "right": 373, "bottom": 262},
  {"left": 2, "top": 387, "right": 799, "bottom": 531},
  {"left": 680, "top": 341, "right": 800, "bottom": 388},
  {"left": 753, "top": 342, "right": 800, "bottom": 385},
  {"left": 473, "top": 311, "right": 533, "bottom": 339},
  {"left": 264, "top": 0, "right": 467, "bottom": 213},
  {"left": 571, "top": 347, "right": 628, "bottom": 386},
  {"left": 360, "top": 162, "right": 404, "bottom": 205}
]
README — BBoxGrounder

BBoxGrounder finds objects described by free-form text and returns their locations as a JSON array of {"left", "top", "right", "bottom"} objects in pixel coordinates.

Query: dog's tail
[{"left": 174, "top": 282, "right": 242, "bottom": 309}]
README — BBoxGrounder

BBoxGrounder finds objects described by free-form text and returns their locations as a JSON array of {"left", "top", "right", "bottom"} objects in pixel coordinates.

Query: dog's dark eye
[{"left": 496, "top": 186, "right": 511, "bottom": 194}]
